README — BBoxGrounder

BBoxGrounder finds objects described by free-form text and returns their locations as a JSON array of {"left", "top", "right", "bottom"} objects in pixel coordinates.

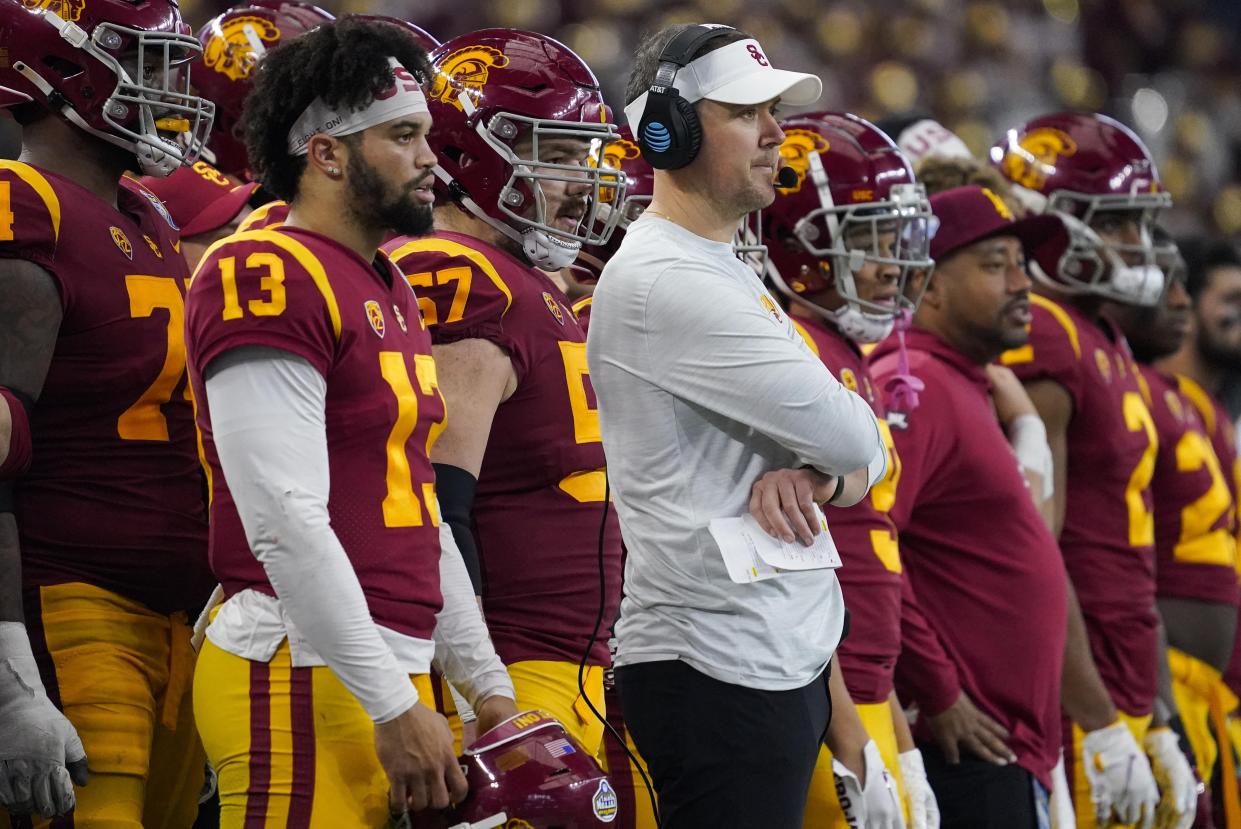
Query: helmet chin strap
[
  {"left": 433, "top": 164, "right": 582, "bottom": 271},
  {"left": 825, "top": 302, "right": 894, "bottom": 344}
]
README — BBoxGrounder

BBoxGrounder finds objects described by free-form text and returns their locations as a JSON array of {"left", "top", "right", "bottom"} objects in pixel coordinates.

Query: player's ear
[{"left": 306, "top": 135, "right": 345, "bottom": 180}]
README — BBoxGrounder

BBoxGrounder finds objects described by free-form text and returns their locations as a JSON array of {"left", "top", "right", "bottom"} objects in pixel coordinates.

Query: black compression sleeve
[{"left": 433, "top": 463, "right": 482, "bottom": 595}]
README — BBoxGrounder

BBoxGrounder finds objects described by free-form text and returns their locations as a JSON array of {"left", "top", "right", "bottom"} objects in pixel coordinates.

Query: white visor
[
  {"left": 624, "top": 38, "right": 822, "bottom": 127},
  {"left": 287, "top": 57, "right": 428, "bottom": 156}
]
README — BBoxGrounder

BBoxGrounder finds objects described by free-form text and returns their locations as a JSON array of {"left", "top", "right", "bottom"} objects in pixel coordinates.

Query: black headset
[{"left": 635, "top": 24, "right": 740, "bottom": 170}]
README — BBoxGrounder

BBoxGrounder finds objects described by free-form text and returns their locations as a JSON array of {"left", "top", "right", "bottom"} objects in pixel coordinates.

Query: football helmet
[
  {"left": 193, "top": 0, "right": 334, "bottom": 176},
  {"left": 0, "top": 0, "right": 215, "bottom": 177},
  {"left": 408, "top": 710, "right": 618, "bottom": 829},
  {"left": 569, "top": 125, "right": 653, "bottom": 283},
  {"left": 352, "top": 16, "right": 440, "bottom": 53},
  {"left": 759, "top": 111, "right": 934, "bottom": 343},
  {"left": 991, "top": 111, "right": 1172, "bottom": 305},
  {"left": 425, "top": 29, "right": 624, "bottom": 270}
]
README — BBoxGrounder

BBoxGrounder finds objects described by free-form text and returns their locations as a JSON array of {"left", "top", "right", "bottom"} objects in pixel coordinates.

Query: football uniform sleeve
[
  {"left": 0, "top": 162, "right": 62, "bottom": 275},
  {"left": 999, "top": 297, "right": 1086, "bottom": 408},
  {"left": 385, "top": 237, "right": 529, "bottom": 378},
  {"left": 186, "top": 230, "right": 339, "bottom": 378},
  {"left": 204, "top": 347, "right": 420, "bottom": 723},
  {"left": 643, "top": 264, "right": 884, "bottom": 476}
]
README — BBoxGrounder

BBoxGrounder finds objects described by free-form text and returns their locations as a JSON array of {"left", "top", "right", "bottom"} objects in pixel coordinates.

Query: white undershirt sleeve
[
  {"left": 205, "top": 346, "right": 418, "bottom": 724},
  {"left": 433, "top": 518, "right": 515, "bottom": 709}
]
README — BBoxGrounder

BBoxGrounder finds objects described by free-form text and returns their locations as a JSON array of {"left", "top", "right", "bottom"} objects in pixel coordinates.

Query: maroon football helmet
[
  {"left": 0, "top": 0, "right": 214, "bottom": 177},
  {"left": 758, "top": 112, "right": 934, "bottom": 343},
  {"left": 193, "top": 0, "right": 334, "bottom": 177},
  {"left": 408, "top": 710, "right": 618, "bottom": 829},
  {"left": 425, "top": 29, "right": 624, "bottom": 271},
  {"left": 351, "top": 15, "right": 440, "bottom": 53},
  {"left": 569, "top": 126, "right": 653, "bottom": 283},
  {"left": 991, "top": 111, "right": 1172, "bottom": 305}
]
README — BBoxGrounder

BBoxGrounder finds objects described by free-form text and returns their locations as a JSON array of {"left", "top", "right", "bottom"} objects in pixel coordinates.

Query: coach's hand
[
  {"left": 375, "top": 702, "right": 468, "bottom": 813},
  {"left": 927, "top": 692, "right": 1016, "bottom": 766},
  {"left": 749, "top": 468, "right": 836, "bottom": 545},
  {"left": 1081, "top": 720, "right": 1158, "bottom": 829}
]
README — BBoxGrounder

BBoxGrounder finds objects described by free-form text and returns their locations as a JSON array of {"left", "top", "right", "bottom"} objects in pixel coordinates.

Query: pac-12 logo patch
[
  {"left": 365, "top": 300, "right": 386, "bottom": 338},
  {"left": 110, "top": 226, "right": 133, "bottom": 260},
  {"left": 543, "top": 291, "right": 566, "bottom": 325},
  {"left": 592, "top": 779, "right": 618, "bottom": 822}
]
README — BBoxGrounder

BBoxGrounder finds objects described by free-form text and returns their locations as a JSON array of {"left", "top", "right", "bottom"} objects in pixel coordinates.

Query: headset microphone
[{"left": 775, "top": 166, "right": 797, "bottom": 189}]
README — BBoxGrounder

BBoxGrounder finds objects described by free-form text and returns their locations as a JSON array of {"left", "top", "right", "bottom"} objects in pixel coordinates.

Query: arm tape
[{"left": 0, "top": 386, "right": 35, "bottom": 479}]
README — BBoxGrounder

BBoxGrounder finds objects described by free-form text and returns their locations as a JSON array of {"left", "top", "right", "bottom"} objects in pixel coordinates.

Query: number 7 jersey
[
  {"left": 0, "top": 162, "right": 210, "bottom": 615},
  {"left": 384, "top": 231, "right": 622, "bottom": 666},
  {"left": 186, "top": 226, "right": 447, "bottom": 642}
]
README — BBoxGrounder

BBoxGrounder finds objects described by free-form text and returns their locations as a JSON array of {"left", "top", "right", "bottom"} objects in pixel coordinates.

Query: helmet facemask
[
  {"left": 17, "top": 10, "right": 214, "bottom": 177},
  {"left": 1041, "top": 190, "right": 1171, "bottom": 306},
  {"left": 446, "top": 95, "right": 625, "bottom": 270},
  {"left": 770, "top": 150, "right": 935, "bottom": 342}
]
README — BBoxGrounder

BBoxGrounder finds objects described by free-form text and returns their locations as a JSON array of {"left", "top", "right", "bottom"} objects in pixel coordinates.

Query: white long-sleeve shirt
[{"left": 587, "top": 215, "right": 885, "bottom": 690}]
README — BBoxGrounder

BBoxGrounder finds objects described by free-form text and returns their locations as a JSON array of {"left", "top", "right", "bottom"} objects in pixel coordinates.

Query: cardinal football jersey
[
  {"left": 186, "top": 225, "right": 445, "bottom": 640},
  {"left": 0, "top": 161, "right": 210, "bottom": 614},
  {"left": 384, "top": 231, "right": 622, "bottom": 665}
]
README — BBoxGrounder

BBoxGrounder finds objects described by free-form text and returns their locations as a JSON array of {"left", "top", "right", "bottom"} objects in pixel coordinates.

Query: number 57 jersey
[
  {"left": 186, "top": 226, "right": 447, "bottom": 643},
  {"left": 0, "top": 162, "right": 210, "bottom": 615}
]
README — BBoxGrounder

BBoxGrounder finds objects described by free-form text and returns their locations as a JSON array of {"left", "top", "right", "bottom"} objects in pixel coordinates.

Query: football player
[
  {"left": 994, "top": 111, "right": 1193, "bottom": 828},
  {"left": 185, "top": 18, "right": 517, "bottom": 827},
  {"left": 0, "top": 0, "right": 216, "bottom": 822},
  {"left": 1157, "top": 238, "right": 1241, "bottom": 825},
  {"left": 759, "top": 110, "right": 935, "bottom": 829},
  {"left": 382, "top": 29, "right": 625, "bottom": 759},
  {"left": 1105, "top": 234, "right": 1234, "bottom": 827}
]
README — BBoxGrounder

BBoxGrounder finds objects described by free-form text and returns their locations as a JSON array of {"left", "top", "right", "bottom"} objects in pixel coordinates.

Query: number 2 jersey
[
  {"left": 384, "top": 231, "right": 622, "bottom": 667},
  {"left": 792, "top": 313, "right": 903, "bottom": 705},
  {"left": 186, "top": 225, "right": 446, "bottom": 645},
  {"left": 1001, "top": 294, "right": 1160, "bottom": 715},
  {"left": 0, "top": 162, "right": 210, "bottom": 615}
]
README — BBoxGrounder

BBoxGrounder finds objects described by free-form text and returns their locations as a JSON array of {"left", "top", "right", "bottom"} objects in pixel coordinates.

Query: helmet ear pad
[{"left": 638, "top": 91, "right": 702, "bottom": 170}]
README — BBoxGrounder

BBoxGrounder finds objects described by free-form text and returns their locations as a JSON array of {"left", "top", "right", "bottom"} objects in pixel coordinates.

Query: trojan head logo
[
  {"left": 20, "top": 0, "right": 85, "bottom": 23},
  {"left": 1001, "top": 127, "right": 1077, "bottom": 191},
  {"left": 364, "top": 300, "right": 385, "bottom": 338},
  {"left": 776, "top": 129, "right": 830, "bottom": 193},
  {"left": 597, "top": 137, "right": 640, "bottom": 203},
  {"left": 430, "top": 46, "right": 510, "bottom": 112},
  {"left": 109, "top": 226, "right": 133, "bottom": 260},
  {"left": 202, "top": 15, "right": 281, "bottom": 81},
  {"left": 543, "top": 291, "right": 565, "bottom": 325}
]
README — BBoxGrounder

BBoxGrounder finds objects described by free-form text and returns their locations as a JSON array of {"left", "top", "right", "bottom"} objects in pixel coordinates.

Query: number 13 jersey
[
  {"left": 0, "top": 162, "right": 210, "bottom": 615},
  {"left": 186, "top": 226, "right": 446, "bottom": 644},
  {"left": 385, "top": 231, "right": 622, "bottom": 667}
]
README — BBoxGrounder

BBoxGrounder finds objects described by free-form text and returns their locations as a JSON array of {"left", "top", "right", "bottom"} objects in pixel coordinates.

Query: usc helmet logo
[
  {"left": 202, "top": 16, "right": 282, "bottom": 81},
  {"left": 430, "top": 46, "right": 510, "bottom": 111},
  {"left": 776, "top": 129, "right": 830, "bottom": 193},
  {"left": 20, "top": 0, "right": 84, "bottom": 22},
  {"left": 1001, "top": 127, "right": 1077, "bottom": 191},
  {"left": 597, "top": 138, "right": 640, "bottom": 202}
]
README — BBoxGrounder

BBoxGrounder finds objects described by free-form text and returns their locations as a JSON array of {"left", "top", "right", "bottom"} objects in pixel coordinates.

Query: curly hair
[
  {"left": 915, "top": 156, "right": 1025, "bottom": 217},
  {"left": 242, "top": 17, "right": 433, "bottom": 201}
]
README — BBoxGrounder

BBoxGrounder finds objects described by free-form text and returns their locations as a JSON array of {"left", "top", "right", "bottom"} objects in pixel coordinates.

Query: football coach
[{"left": 586, "top": 23, "right": 890, "bottom": 828}]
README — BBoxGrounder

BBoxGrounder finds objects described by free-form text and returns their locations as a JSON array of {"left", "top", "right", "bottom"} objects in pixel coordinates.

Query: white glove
[
  {"left": 832, "top": 740, "right": 906, "bottom": 829},
  {"left": 0, "top": 622, "right": 86, "bottom": 817},
  {"left": 1081, "top": 720, "right": 1159, "bottom": 829},
  {"left": 898, "top": 749, "right": 940, "bottom": 829},
  {"left": 1143, "top": 728, "right": 1197, "bottom": 829}
]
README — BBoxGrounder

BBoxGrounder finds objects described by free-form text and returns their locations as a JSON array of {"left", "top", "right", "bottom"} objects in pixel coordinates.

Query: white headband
[
  {"left": 287, "top": 57, "right": 428, "bottom": 156},
  {"left": 624, "top": 38, "right": 821, "bottom": 128}
]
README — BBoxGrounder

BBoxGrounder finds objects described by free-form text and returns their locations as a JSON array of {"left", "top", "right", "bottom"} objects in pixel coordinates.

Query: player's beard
[
  {"left": 1198, "top": 312, "right": 1241, "bottom": 369},
  {"left": 345, "top": 153, "right": 433, "bottom": 238}
]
